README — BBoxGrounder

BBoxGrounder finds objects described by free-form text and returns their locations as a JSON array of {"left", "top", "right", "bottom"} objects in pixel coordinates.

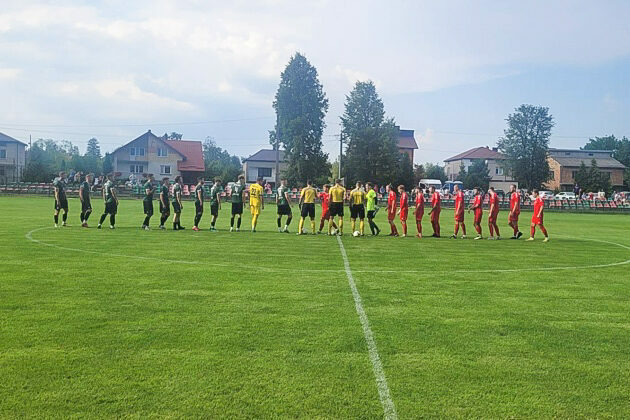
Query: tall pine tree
[{"left": 270, "top": 53, "right": 330, "bottom": 185}]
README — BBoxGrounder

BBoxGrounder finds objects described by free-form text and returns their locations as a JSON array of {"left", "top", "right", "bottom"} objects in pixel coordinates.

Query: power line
[{"left": 0, "top": 116, "right": 273, "bottom": 128}]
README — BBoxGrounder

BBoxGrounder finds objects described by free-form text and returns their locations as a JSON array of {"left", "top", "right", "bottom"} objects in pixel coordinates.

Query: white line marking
[
  {"left": 336, "top": 235, "right": 397, "bottom": 420},
  {"left": 25, "top": 228, "right": 630, "bottom": 275}
]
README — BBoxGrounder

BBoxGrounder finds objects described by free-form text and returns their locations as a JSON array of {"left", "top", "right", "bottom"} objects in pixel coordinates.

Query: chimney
[
  {"left": 492, "top": 147, "right": 498, "bottom": 152},
  {"left": 148, "top": 129, "right": 151, "bottom": 133}
]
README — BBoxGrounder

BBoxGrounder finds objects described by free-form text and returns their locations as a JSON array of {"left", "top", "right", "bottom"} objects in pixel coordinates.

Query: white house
[
  {"left": 242, "top": 149, "right": 287, "bottom": 188},
  {"left": 444, "top": 146, "right": 517, "bottom": 190},
  {"left": 0, "top": 132, "right": 27, "bottom": 183}
]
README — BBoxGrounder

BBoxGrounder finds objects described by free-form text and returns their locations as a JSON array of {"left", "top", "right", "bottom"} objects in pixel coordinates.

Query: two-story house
[
  {"left": 0, "top": 132, "right": 27, "bottom": 183},
  {"left": 444, "top": 146, "right": 516, "bottom": 190},
  {"left": 111, "top": 130, "right": 204, "bottom": 184}
]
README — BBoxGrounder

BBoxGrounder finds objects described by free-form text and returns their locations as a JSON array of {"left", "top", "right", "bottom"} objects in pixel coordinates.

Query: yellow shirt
[
  {"left": 329, "top": 185, "right": 346, "bottom": 203},
  {"left": 249, "top": 183, "right": 264, "bottom": 206},
  {"left": 350, "top": 188, "right": 365, "bottom": 206},
  {"left": 300, "top": 186, "right": 316, "bottom": 203}
]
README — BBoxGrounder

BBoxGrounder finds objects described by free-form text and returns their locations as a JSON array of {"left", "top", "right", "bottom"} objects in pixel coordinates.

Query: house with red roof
[
  {"left": 444, "top": 146, "right": 517, "bottom": 190},
  {"left": 111, "top": 130, "right": 205, "bottom": 184},
  {"left": 397, "top": 128, "right": 419, "bottom": 162}
]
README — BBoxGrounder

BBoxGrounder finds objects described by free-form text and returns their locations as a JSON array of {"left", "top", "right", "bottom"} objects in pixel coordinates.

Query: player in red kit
[
  {"left": 317, "top": 184, "right": 337, "bottom": 234},
  {"left": 468, "top": 187, "right": 483, "bottom": 240},
  {"left": 508, "top": 184, "right": 523, "bottom": 239},
  {"left": 527, "top": 189, "right": 549, "bottom": 242},
  {"left": 428, "top": 186, "right": 441, "bottom": 237},
  {"left": 386, "top": 184, "right": 399, "bottom": 236},
  {"left": 487, "top": 187, "right": 501, "bottom": 240},
  {"left": 450, "top": 184, "right": 467, "bottom": 239},
  {"left": 414, "top": 186, "right": 424, "bottom": 238},
  {"left": 397, "top": 185, "right": 409, "bottom": 237}
]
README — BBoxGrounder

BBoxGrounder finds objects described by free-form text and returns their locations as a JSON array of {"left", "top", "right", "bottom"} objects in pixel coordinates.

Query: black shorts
[
  {"left": 160, "top": 201, "right": 170, "bottom": 215},
  {"left": 277, "top": 203, "right": 292, "bottom": 216},
  {"left": 301, "top": 203, "right": 315, "bottom": 219},
  {"left": 143, "top": 200, "right": 153, "bottom": 216},
  {"left": 81, "top": 200, "right": 92, "bottom": 213},
  {"left": 172, "top": 201, "right": 182, "bottom": 214},
  {"left": 367, "top": 210, "right": 376, "bottom": 219},
  {"left": 54, "top": 197, "right": 68, "bottom": 211},
  {"left": 329, "top": 202, "right": 344, "bottom": 217},
  {"left": 210, "top": 203, "right": 219, "bottom": 217},
  {"left": 231, "top": 202, "right": 243, "bottom": 215},
  {"left": 104, "top": 200, "right": 117, "bottom": 215},
  {"left": 195, "top": 200, "right": 203, "bottom": 215},
  {"left": 350, "top": 204, "right": 365, "bottom": 219}
]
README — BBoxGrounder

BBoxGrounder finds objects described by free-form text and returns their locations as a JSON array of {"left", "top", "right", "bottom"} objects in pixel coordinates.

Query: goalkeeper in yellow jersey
[
  {"left": 297, "top": 179, "right": 317, "bottom": 235},
  {"left": 249, "top": 177, "right": 264, "bottom": 232}
]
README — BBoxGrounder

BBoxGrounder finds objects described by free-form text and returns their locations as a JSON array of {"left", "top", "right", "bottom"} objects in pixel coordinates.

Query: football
[{"left": 353, "top": 231, "right": 360, "bottom": 237}]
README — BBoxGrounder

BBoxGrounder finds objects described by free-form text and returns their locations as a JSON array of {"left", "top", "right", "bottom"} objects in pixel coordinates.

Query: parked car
[
  {"left": 555, "top": 192, "right": 576, "bottom": 200},
  {"left": 539, "top": 190, "right": 555, "bottom": 199}
]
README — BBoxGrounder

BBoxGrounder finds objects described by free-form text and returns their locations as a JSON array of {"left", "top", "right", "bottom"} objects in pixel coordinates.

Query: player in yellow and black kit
[
  {"left": 249, "top": 177, "right": 264, "bottom": 232},
  {"left": 328, "top": 178, "right": 346, "bottom": 235},
  {"left": 297, "top": 179, "right": 317, "bottom": 235},
  {"left": 349, "top": 181, "right": 366, "bottom": 236}
]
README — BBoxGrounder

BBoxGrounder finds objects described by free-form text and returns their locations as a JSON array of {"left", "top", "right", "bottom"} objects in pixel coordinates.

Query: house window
[
  {"left": 160, "top": 165, "right": 171, "bottom": 174},
  {"left": 549, "top": 171, "right": 555, "bottom": 180},
  {"left": 130, "top": 165, "right": 144, "bottom": 173},
  {"left": 130, "top": 147, "right": 145, "bottom": 156},
  {"left": 258, "top": 167, "right": 272, "bottom": 178},
  {"left": 588, "top": 153, "right": 593, "bottom": 156},
  {"left": 494, "top": 167, "right": 504, "bottom": 176},
  {"left": 565, "top": 152, "right": 571, "bottom": 156},
  {"left": 0, "top": 167, "right": 4, "bottom": 176},
  {"left": 572, "top": 171, "right": 578, "bottom": 180},
  {"left": 157, "top": 147, "right": 168, "bottom": 157},
  {"left": 0, "top": 149, "right": 6, "bottom": 159}
]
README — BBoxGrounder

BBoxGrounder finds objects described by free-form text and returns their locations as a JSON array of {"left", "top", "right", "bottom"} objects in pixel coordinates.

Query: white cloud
[{"left": 0, "top": 68, "right": 20, "bottom": 80}]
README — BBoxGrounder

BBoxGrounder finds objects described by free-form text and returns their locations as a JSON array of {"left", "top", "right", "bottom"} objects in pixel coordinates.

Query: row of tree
[{"left": 269, "top": 53, "right": 417, "bottom": 187}]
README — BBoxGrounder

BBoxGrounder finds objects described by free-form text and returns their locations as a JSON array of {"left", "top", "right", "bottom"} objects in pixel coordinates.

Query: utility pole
[
  {"left": 339, "top": 128, "right": 343, "bottom": 181},
  {"left": 274, "top": 125, "right": 280, "bottom": 188}
]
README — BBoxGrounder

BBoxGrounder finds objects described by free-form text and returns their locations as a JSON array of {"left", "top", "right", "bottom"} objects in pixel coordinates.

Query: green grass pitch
[{"left": 1, "top": 195, "right": 629, "bottom": 418}]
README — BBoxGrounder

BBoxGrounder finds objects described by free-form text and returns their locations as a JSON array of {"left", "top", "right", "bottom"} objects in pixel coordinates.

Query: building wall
[
  {"left": 399, "top": 148, "right": 414, "bottom": 162},
  {"left": 546, "top": 157, "right": 561, "bottom": 190},
  {"left": 242, "top": 161, "right": 288, "bottom": 185},
  {"left": 0, "top": 142, "right": 26, "bottom": 183},
  {"left": 113, "top": 137, "right": 182, "bottom": 181}
]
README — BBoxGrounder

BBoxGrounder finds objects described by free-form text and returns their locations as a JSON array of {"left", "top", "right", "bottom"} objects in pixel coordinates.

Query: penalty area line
[{"left": 336, "top": 235, "right": 397, "bottom": 420}]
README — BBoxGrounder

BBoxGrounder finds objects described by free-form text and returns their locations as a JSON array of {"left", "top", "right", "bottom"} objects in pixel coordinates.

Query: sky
[{"left": 1, "top": 0, "right": 629, "bottom": 164}]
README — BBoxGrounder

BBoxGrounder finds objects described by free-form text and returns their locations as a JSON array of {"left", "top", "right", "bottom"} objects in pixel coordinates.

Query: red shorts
[
  {"left": 321, "top": 209, "right": 330, "bottom": 220},
  {"left": 488, "top": 212, "right": 498, "bottom": 223},
  {"left": 532, "top": 215, "right": 544, "bottom": 225},
  {"left": 455, "top": 212, "right": 464, "bottom": 222},
  {"left": 400, "top": 208, "right": 408, "bottom": 221},
  {"left": 508, "top": 212, "right": 519, "bottom": 223},
  {"left": 387, "top": 210, "right": 396, "bottom": 221},
  {"left": 430, "top": 209, "right": 440, "bottom": 223},
  {"left": 474, "top": 210, "right": 482, "bottom": 225},
  {"left": 415, "top": 210, "right": 424, "bottom": 221}
]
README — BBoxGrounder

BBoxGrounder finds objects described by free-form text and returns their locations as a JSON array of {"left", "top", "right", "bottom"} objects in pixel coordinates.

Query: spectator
[{"left": 573, "top": 183, "right": 580, "bottom": 195}]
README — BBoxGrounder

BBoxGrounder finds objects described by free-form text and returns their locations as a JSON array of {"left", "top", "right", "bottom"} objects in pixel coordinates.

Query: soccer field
[{"left": 1, "top": 196, "right": 629, "bottom": 418}]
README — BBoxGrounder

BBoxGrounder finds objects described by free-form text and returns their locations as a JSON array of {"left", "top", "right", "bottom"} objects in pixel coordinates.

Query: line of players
[{"left": 52, "top": 171, "right": 549, "bottom": 241}]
